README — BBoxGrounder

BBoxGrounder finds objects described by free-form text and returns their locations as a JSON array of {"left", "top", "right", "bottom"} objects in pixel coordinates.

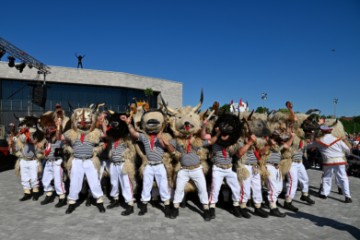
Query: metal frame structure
[{"left": 0, "top": 37, "right": 51, "bottom": 76}]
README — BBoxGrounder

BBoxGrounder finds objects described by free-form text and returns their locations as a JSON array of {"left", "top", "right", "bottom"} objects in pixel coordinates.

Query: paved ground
[{"left": 0, "top": 168, "right": 359, "bottom": 240}]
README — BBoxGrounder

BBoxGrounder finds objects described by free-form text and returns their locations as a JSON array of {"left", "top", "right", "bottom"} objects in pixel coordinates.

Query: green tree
[
  {"left": 144, "top": 88, "right": 154, "bottom": 103},
  {"left": 255, "top": 106, "right": 269, "bottom": 114},
  {"left": 220, "top": 103, "right": 230, "bottom": 113}
]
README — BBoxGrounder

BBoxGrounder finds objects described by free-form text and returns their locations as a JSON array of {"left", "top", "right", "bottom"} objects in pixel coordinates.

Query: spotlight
[
  {"left": 0, "top": 48, "right": 5, "bottom": 60},
  {"left": 15, "top": 63, "right": 26, "bottom": 73},
  {"left": 8, "top": 56, "right": 15, "bottom": 67}
]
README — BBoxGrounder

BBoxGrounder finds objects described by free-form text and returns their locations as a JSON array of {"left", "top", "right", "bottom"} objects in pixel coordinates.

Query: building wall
[{"left": 0, "top": 61, "right": 182, "bottom": 108}]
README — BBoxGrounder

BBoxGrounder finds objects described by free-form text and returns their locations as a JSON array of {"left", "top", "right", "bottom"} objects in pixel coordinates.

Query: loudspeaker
[{"left": 32, "top": 84, "right": 47, "bottom": 108}]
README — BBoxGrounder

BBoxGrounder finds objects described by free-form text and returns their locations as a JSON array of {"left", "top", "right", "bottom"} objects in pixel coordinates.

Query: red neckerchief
[
  {"left": 150, "top": 134, "right": 156, "bottom": 151},
  {"left": 44, "top": 143, "right": 51, "bottom": 156},
  {"left": 80, "top": 133, "right": 85, "bottom": 144},
  {"left": 316, "top": 138, "right": 342, "bottom": 148},
  {"left": 254, "top": 148, "right": 261, "bottom": 161},
  {"left": 222, "top": 147, "right": 228, "bottom": 159},
  {"left": 114, "top": 140, "right": 119, "bottom": 149}
]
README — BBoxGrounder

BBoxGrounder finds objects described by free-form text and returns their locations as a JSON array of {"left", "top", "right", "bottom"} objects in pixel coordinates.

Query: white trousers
[
  {"left": 322, "top": 165, "right": 351, "bottom": 198},
  {"left": 240, "top": 165, "right": 263, "bottom": 204},
  {"left": 68, "top": 158, "right": 104, "bottom": 201},
  {"left": 266, "top": 164, "right": 283, "bottom": 204},
  {"left": 20, "top": 159, "right": 39, "bottom": 190},
  {"left": 42, "top": 159, "right": 66, "bottom": 195},
  {"left": 109, "top": 162, "right": 134, "bottom": 203},
  {"left": 141, "top": 164, "right": 170, "bottom": 202},
  {"left": 173, "top": 167, "right": 209, "bottom": 205},
  {"left": 286, "top": 162, "right": 309, "bottom": 200},
  {"left": 209, "top": 165, "right": 240, "bottom": 204}
]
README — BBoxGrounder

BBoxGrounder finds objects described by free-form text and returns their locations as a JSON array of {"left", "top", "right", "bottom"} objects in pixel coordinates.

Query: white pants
[
  {"left": 209, "top": 166, "right": 240, "bottom": 204},
  {"left": 322, "top": 164, "right": 351, "bottom": 198},
  {"left": 286, "top": 162, "right": 309, "bottom": 200},
  {"left": 20, "top": 159, "right": 39, "bottom": 190},
  {"left": 100, "top": 159, "right": 110, "bottom": 180},
  {"left": 141, "top": 164, "right": 170, "bottom": 202},
  {"left": 240, "top": 165, "right": 263, "bottom": 204},
  {"left": 42, "top": 159, "right": 66, "bottom": 195},
  {"left": 173, "top": 167, "right": 209, "bottom": 205},
  {"left": 68, "top": 158, "right": 104, "bottom": 201},
  {"left": 266, "top": 164, "right": 283, "bottom": 204},
  {"left": 109, "top": 162, "right": 134, "bottom": 203}
]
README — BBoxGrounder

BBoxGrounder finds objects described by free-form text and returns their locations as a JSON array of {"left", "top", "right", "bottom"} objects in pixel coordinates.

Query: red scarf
[
  {"left": 187, "top": 138, "right": 191, "bottom": 153},
  {"left": 150, "top": 134, "right": 156, "bottom": 151},
  {"left": 80, "top": 133, "right": 85, "bottom": 143},
  {"left": 254, "top": 149, "right": 261, "bottom": 161}
]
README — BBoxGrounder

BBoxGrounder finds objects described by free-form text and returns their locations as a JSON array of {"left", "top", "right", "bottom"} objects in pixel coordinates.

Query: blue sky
[{"left": 1, "top": 0, "right": 359, "bottom": 116}]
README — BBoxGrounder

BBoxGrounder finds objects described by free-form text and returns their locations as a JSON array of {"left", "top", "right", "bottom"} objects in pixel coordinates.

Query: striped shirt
[
  {"left": 138, "top": 133, "right": 164, "bottom": 163},
  {"left": 73, "top": 140, "right": 95, "bottom": 159},
  {"left": 22, "top": 143, "right": 36, "bottom": 159},
  {"left": 46, "top": 140, "right": 64, "bottom": 160},
  {"left": 110, "top": 141, "right": 127, "bottom": 163},
  {"left": 292, "top": 151, "right": 303, "bottom": 162},
  {"left": 212, "top": 143, "right": 238, "bottom": 165},
  {"left": 245, "top": 151, "right": 259, "bottom": 165},
  {"left": 266, "top": 151, "right": 281, "bottom": 164},
  {"left": 170, "top": 139, "right": 209, "bottom": 167}
]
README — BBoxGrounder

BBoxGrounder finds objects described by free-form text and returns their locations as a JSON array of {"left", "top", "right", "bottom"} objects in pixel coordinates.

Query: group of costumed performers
[{"left": 9, "top": 94, "right": 352, "bottom": 220}]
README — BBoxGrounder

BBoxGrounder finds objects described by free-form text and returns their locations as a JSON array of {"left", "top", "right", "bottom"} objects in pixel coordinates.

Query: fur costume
[
  {"left": 105, "top": 111, "right": 137, "bottom": 192},
  {"left": 161, "top": 91, "right": 209, "bottom": 193}
]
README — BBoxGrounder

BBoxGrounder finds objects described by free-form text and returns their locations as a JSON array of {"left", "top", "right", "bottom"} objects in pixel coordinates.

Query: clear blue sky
[{"left": 1, "top": 0, "right": 359, "bottom": 116}]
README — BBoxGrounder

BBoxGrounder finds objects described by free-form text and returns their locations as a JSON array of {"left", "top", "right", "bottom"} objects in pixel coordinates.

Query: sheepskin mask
[
  {"left": 141, "top": 110, "right": 165, "bottom": 134},
  {"left": 71, "top": 107, "right": 97, "bottom": 133},
  {"left": 212, "top": 113, "right": 242, "bottom": 147},
  {"left": 106, "top": 111, "right": 129, "bottom": 140}
]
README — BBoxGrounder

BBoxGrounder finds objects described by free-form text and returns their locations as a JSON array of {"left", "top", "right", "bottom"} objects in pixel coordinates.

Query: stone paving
[{"left": 0, "top": 168, "right": 359, "bottom": 240}]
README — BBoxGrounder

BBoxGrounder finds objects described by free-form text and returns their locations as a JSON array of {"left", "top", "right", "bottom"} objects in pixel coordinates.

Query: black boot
[
  {"left": 239, "top": 207, "right": 251, "bottom": 218},
  {"left": 138, "top": 203, "right": 148, "bottom": 216},
  {"left": 284, "top": 201, "right": 299, "bottom": 212},
  {"left": 233, "top": 206, "right": 242, "bottom": 218},
  {"left": 85, "top": 196, "right": 93, "bottom": 206},
  {"left": 270, "top": 208, "right": 286, "bottom": 218},
  {"left": 19, "top": 193, "right": 32, "bottom": 202},
  {"left": 121, "top": 205, "right": 134, "bottom": 216},
  {"left": 338, "top": 187, "right": 343, "bottom": 195},
  {"left": 345, "top": 197, "right": 352, "bottom": 203},
  {"left": 209, "top": 208, "right": 216, "bottom": 219},
  {"left": 164, "top": 205, "right": 171, "bottom": 218},
  {"left": 55, "top": 198, "right": 67, "bottom": 208},
  {"left": 96, "top": 203, "right": 106, "bottom": 213},
  {"left": 107, "top": 199, "right": 120, "bottom": 209},
  {"left": 32, "top": 191, "right": 40, "bottom": 201},
  {"left": 318, "top": 194, "right": 327, "bottom": 199},
  {"left": 203, "top": 209, "right": 211, "bottom": 221},
  {"left": 254, "top": 207, "right": 269, "bottom": 218},
  {"left": 170, "top": 208, "right": 179, "bottom": 219},
  {"left": 40, "top": 194, "right": 56, "bottom": 205},
  {"left": 65, "top": 204, "right": 76, "bottom": 214},
  {"left": 300, "top": 195, "right": 315, "bottom": 205}
]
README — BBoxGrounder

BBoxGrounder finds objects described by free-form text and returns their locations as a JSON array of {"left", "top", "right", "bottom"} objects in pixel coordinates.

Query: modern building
[{"left": 0, "top": 61, "right": 182, "bottom": 132}]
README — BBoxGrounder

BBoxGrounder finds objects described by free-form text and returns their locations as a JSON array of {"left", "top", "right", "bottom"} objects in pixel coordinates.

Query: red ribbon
[
  {"left": 222, "top": 147, "right": 227, "bottom": 159},
  {"left": 44, "top": 143, "right": 51, "bottom": 156},
  {"left": 254, "top": 149, "right": 261, "bottom": 161},
  {"left": 80, "top": 133, "right": 85, "bottom": 143},
  {"left": 187, "top": 138, "right": 191, "bottom": 153},
  {"left": 150, "top": 134, "right": 155, "bottom": 151}
]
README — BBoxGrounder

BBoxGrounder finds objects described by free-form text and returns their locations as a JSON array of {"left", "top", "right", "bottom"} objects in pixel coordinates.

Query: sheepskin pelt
[{"left": 64, "top": 128, "right": 103, "bottom": 145}]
